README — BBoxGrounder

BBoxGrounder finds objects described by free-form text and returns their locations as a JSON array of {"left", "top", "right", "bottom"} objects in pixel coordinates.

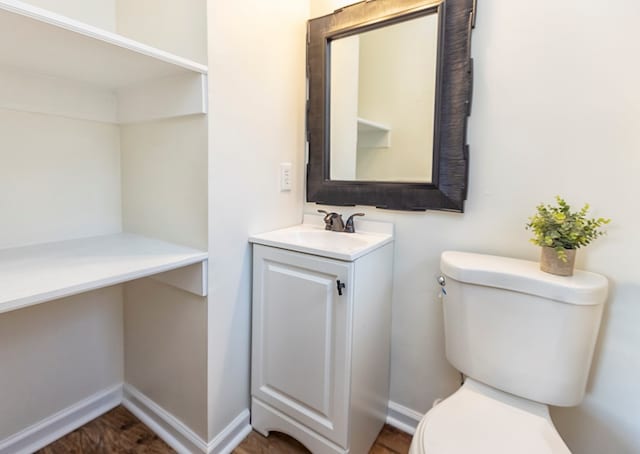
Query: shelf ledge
[
  {"left": 357, "top": 117, "right": 391, "bottom": 148},
  {"left": 0, "top": 233, "right": 208, "bottom": 315},
  {"left": 0, "top": 0, "right": 208, "bottom": 123},
  {"left": 357, "top": 117, "right": 390, "bottom": 133}
]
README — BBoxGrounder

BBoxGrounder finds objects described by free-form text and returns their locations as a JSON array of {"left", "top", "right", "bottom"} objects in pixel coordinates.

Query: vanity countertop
[{"left": 249, "top": 214, "right": 393, "bottom": 261}]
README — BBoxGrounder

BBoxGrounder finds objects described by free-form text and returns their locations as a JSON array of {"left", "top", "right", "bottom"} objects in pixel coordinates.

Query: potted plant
[{"left": 526, "top": 196, "right": 610, "bottom": 276}]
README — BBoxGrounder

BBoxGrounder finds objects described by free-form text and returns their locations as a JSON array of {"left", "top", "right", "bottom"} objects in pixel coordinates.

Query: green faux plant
[{"left": 526, "top": 196, "right": 610, "bottom": 262}]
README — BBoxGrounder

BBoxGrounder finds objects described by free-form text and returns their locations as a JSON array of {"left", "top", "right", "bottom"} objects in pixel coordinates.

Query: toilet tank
[{"left": 440, "top": 251, "right": 608, "bottom": 407}]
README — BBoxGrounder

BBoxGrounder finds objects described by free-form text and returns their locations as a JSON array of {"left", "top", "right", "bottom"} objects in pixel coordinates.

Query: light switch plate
[{"left": 280, "top": 163, "right": 292, "bottom": 191}]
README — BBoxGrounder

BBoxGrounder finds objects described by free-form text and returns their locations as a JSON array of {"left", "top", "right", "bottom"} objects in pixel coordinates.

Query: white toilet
[{"left": 410, "top": 251, "right": 608, "bottom": 454}]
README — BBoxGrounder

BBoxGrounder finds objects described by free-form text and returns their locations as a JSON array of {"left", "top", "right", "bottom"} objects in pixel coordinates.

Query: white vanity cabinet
[{"left": 249, "top": 218, "right": 394, "bottom": 454}]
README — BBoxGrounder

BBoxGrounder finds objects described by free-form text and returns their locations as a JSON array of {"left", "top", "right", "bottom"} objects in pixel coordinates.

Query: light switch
[{"left": 280, "top": 163, "right": 292, "bottom": 191}]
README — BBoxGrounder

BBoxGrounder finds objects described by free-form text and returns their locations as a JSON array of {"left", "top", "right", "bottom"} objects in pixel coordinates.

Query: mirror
[
  {"left": 330, "top": 12, "right": 440, "bottom": 182},
  {"left": 307, "top": 0, "right": 476, "bottom": 212}
]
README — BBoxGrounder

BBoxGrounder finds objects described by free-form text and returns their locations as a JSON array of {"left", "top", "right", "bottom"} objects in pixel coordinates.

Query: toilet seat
[{"left": 410, "top": 378, "right": 571, "bottom": 454}]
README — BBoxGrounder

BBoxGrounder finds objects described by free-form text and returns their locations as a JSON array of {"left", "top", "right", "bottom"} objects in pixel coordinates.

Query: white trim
[
  {"left": 0, "top": 382, "right": 251, "bottom": 454},
  {"left": 206, "top": 410, "right": 251, "bottom": 454},
  {"left": 122, "top": 383, "right": 251, "bottom": 454},
  {"left": 386, "top": 401, "right": 424, "bottom": 436},
  {"left": 0, "top": 384, "right": 122, "bottom": 454},
  {"left": 122, "top": 384, "right": 207, "bottom": 453}
]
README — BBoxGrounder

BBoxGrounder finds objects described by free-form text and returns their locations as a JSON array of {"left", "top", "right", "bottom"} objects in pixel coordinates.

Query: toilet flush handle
[{"left": 437, "top": 275, "right": 447, "bottom": 296}]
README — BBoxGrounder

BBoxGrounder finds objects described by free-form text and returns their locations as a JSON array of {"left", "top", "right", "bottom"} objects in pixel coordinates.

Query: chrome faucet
[{"left": 318, "top": 210, "right": 365, "bottom": 233}]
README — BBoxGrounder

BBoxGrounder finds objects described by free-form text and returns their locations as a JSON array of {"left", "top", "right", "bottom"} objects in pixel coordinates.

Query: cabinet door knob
[{"left": 336, "top": 280, "right": 346, "bottom": 296}]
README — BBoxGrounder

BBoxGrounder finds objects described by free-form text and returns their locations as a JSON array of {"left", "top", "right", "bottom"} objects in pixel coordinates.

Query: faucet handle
[
  {"left": 344, "top": 213, "right": 365, "bottom": 233},
  {"left": 318, "top": 209, "right": 340, "bottom": 231}
]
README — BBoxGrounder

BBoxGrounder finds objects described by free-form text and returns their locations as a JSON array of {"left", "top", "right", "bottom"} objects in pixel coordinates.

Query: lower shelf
[{"left": 0, "top": 233, "right": 208, "bottom": 314}]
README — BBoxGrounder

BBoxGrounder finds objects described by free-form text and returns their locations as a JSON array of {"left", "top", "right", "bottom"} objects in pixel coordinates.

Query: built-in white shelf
[
  {"left": 357, "top": 117, "right": 390, "bottom": 133},
  {"left": 0, "top": 233, "right": 208, "bottom": 315},
  {"left": 0, "top": 0, "right": 208, "bottom": 123},
  {"left": 357, "top": 117, "right": 391, "bottom": 148}
]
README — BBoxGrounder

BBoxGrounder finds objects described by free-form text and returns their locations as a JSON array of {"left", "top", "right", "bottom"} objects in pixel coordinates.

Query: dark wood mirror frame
[{"left": 306, "top": 0, "right": 476, "bottom": 212}]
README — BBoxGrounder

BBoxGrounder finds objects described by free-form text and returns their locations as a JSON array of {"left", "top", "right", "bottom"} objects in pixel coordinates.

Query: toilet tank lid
[{"left": 440, "top": 251, "right": 608, "bottom": 306}]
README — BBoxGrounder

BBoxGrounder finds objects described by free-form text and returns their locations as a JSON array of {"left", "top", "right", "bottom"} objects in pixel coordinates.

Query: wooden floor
[
  {"left": 234, "top": 425, "right": 412, "bottom": 454},
  {"left": 36, "top": 406, "right": 171, "bottom": 454},
  {"left": 38, "top": 406, "right": 413, "bottom": 453}
]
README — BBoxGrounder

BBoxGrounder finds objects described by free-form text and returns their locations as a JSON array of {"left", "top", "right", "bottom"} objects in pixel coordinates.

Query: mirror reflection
[{"left": 329, "top": 12, "right": 440, "bottom": 182}]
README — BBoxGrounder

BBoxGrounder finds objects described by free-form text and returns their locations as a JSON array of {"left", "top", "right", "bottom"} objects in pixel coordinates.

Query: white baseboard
[
  {"left": 386, "top": 401, "right": 424, "bottom": 436},
  {"left": 0, "top": 381, "right": 250, "bottom": 454},
  {"left": 0, "top": 384, "right": 122, "bottom": 454},
  {"left": 206, "top": 409, "right": 251, "bottom": 454},
  {"left": 122, "top": 383, "right": 250, "bottom": 454},
  {"left": 122, "top": 383, "right": 207, "bottom": 453},
  {"left": 0, "top": 383, "right": 424, "bottom": 454}
]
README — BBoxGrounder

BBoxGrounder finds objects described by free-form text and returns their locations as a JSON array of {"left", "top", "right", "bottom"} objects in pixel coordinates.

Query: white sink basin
[{"left": 249, "top": 214, "right": 393, "bottom": 261}]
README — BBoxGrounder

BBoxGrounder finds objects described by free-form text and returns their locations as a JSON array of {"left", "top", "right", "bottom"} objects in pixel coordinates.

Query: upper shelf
[
  {"left": 0, "top": 233, "right": 208, "bottom": 315},
  {"left": 0, "top": 0, "right": 207, "bottom": 89}
]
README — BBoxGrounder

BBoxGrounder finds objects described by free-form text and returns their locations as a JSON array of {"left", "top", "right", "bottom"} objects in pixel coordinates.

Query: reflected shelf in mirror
[{"left": 357, "top": 117, "right": 391, "bottom": 149}]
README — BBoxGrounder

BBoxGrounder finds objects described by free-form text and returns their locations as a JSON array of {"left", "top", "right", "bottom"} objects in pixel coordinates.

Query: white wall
[
  {"left": 120, "top": 116, "right": 209, "bottom": 439},
  {"left": 207, "top": 0, "right": 308, "bottom": 441},
  {"left": 309, "top": 0, "right": 640, "bottom": 452},
  {"left": 329, "top": 35, "right": 359, "bottom": 180},
  {"left": 21, "top": 0, "right": 116, "bottom": 31},
  {"left": 116, "top": 0, "right": 207, "bottom": 64},
  {"left": 120, "top": 117, "right": 208, "bottom": 250},
  {"left": 0, "top": 110, "right": 121, "bottom": 249},
  {"left": 0, "top": 287, "right": 124, "bottom": 439},
  {"left": 123, "top": 279, "right": 208, "bottom": 437}
]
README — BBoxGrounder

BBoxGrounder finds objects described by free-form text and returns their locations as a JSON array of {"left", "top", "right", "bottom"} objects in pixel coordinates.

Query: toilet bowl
[
  {"left": 409, "top": 251, "right": 608, "bottom": 453},
  {"left": 409, "top": 378, "right": 570, "bottom": 454}
]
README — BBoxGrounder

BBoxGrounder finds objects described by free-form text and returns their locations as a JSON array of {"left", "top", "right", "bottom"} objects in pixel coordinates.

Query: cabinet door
[{"left": 252, "top": 245, "right": 353, "bottom": 447}]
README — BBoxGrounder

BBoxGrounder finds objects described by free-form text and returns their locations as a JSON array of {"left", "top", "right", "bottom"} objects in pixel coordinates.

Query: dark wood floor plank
[
  {"left": 373, "top": 425, "right": 413, "bottom": 453},
  {"left": 35, "top": 406, "right": 175, "bottom": 454},
  {"left": 233, "top": 430, "right": 310, "bottom": 454},
  {"left": 38, "top": 406, "right": 413, "bottom": 454},
  {"left": 232, "top": 426, "right": 412, "bottom": 454}
]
